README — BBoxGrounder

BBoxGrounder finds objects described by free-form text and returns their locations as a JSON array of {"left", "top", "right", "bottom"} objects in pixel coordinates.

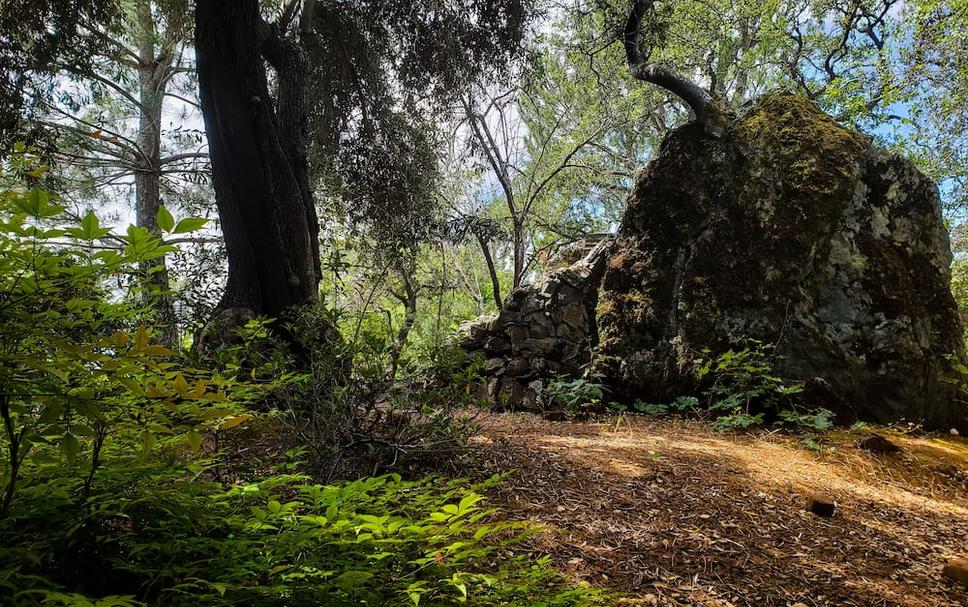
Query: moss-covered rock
[{"left": 595, "top": 92, "right": 967, "bottom": 431}]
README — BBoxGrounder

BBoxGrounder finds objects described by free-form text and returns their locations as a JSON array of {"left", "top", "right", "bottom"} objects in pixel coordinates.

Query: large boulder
[{"left": 594, "top": 93, "right": 966, "bottom": 430}]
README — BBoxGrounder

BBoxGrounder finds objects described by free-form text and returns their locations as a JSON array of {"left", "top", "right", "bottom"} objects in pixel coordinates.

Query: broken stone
[
  {"left": 942, "top": 558, "right": 968, "bottom": 586},
  {"left": 805, "top": 494, "right": 836, "bottom": 517},
  {"left": 483, "top": 335, "right": 510, "bottom": 354},
  {"left": 858, "top": 433, "right": 902, "bottom": 453}
]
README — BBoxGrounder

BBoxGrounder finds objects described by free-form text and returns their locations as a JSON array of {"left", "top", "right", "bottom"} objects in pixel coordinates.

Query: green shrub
[
  {"left": 0, "top": 151, "right": 602, "bottom": 606},
  {"left": 545, "top": 377, "right": 605, "bottom": 419},
  {"left": 613, "top": 342, "right": 835, "bottom": 437},
  {"left": 0, "top": 465, "right": 603, "bottom": 606}
]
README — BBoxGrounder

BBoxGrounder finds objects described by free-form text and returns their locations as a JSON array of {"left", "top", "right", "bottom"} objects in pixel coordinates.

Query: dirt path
[{"left": 468, "top": 413, "right": 968, "bottom": 607}]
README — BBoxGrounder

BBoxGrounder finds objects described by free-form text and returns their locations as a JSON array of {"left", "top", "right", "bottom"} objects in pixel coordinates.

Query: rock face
[
  {"left": 595, "top": 93, "right": 966, "bottom": 430},
  {"left": 459, "top": 238, "right": 612, "bottom": 410},
  {"left": 460, "top": 93, "right": 966, "bottom": 430}
]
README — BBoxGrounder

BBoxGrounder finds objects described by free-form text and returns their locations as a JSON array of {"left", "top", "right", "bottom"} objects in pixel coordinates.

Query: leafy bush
[
  {"left": 545, "top": 377, "right": 605, "bottom": 419},
  {"left": 1, "top": 465, "right": 603, "bottom": 606},
  {"left": 0, "top": 148, "right": 255, "bottom": 515},
  {"left": 0, "top": 149, "right": 603, "bottom": 606},
  {"left": 694, "top": 341, "right": 824, "bottom": 431},
  {"left": 612, "top": 342, "right": 835, "bottom": 437},
  {"left": 611, "top": 396, "right": 699, "bottom": 416}
]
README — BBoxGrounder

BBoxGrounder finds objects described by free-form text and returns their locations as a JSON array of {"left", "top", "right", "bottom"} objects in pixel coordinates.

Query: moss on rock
[{"left": 594, "top": 92, "right": 966, "bottom": 431}]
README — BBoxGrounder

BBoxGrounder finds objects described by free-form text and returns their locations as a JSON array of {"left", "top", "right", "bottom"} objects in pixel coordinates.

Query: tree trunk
[
  {"left": 386, "top": 271, "right": 418, "bottom": 381},
  {"left": 134, "top": 0, "right": 178, "bottom": 347},
  {"left": 195, "top": 0, "right": 321, "bottom": 330},
  {"left": 475, "top": 232, "right": 503, "bottom": 310}
]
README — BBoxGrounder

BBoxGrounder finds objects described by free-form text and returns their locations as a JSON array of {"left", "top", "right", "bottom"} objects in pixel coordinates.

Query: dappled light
[
  {"left": 471, "top": 414, "right": 968, "bottom": 606},
  {"left": 1, "top": 0, "right": 967, "bottom": 605}
]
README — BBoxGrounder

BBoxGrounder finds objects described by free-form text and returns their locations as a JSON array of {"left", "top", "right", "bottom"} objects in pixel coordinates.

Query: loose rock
[
  {"left": 942, "top": 557, "right": 968, "bottom": 586},
  {"left": 805, "top": 494, "right": 836, "bottom": 517},
  {"left": 857, "top": 434, "right": 902, "bottom": 453}
]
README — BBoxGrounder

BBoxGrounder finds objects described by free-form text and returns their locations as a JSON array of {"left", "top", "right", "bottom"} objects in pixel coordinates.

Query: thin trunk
[
  {"left": 386, "top": 273, "right": 418, "bottom": 381},
  {"left": 475, "top": 231, "right": 503, "bottom": 310},
  {"left": 732, "top": 19, "right": 752, "bottom": 106},
  {"left": 195, "top": 0, "right": 320, "bottom": 328},
  {"left": 134, "top": 0, "right": 178, "bottom": 347},
  {"left": 1, "top": 393, "right": 21, "bottom": 517}
]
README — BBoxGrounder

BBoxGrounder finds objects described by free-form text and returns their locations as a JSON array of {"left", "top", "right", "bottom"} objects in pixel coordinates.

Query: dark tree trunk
[
  {"left": 134, "top": 0, "right": 178, "bottom": 347},
  {"left": 195, "top": 0, "right": 321, "bottom": 328},
  {"left": 475, "top": 231, "right": 503, "bottom": 310}
]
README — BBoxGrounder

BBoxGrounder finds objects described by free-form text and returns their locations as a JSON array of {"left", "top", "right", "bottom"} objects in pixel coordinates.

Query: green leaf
[
  {"left": 173, "top": 217, "right": 207, "bottom": 234},
  {"left": 156, "top": 205, "right": 175, "bottom": 233},
  {"left": 186, "top": 430, "right": 203, "bottom": 451},
  {"left": 60, "top": 434, "right": 81, "bottom": 463},
  {"left": 333, "top": 570, "right": 374, "bottom": 591},
  {"left": 78, "top": 210, "right": 109, "bottom": 241}
]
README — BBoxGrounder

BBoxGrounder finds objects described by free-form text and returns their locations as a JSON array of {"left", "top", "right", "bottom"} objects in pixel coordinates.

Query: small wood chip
[
  {"left": 942, "top": 558, "right": 968, "bottom": 586},
  {"left": 805, "top": 494, "right": 836, "bottom": 517}
]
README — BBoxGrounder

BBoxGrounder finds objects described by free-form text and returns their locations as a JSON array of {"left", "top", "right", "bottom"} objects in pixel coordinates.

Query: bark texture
[{"left": 195, "top": 0, "right": 320, "bottom": 330}]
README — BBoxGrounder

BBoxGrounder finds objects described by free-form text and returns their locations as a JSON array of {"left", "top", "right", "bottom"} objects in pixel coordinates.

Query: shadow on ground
[{"left": 464, "top": 414, "right": 968, "bottom": 607}]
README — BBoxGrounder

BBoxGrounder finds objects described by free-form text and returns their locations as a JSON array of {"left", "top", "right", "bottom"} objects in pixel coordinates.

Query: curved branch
[{"left": 624, "top": 0, "right": 724, "bottom": 136}]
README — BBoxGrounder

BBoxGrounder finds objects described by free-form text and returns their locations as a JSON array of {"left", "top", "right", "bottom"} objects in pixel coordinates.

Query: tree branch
[{"left": 624, "top": 0, "right": 724, "bottom": 136}]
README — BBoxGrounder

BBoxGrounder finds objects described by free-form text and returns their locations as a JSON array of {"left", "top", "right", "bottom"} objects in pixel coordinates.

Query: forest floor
[{"left": 464, "top": 413, "right": 968, "bottom": 607}]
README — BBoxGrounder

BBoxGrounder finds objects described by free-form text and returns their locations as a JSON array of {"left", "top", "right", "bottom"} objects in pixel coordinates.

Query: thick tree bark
[
  {"left": 134, "top": 0, "right": 178, "bottom": 347},
  {"left": 195, "top": 0, "right": 321, "bottom": 328},
  {"left": 624, "top": 0, "right": 724, "bottom": 136}
]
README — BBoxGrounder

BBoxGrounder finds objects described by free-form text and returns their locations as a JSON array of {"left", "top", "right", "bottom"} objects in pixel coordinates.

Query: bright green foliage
[
  {"left": 0, "top": 149, "right": 247, "bottom": 514},
  {"left": 693, "top": 341, "right": 798, "bottom": 430},
  {"left": 0, "top": 149, "right": 604, "bottom": 605},
  {"left": 545, "top": 377, "right": 606, "bottom": 419},
  {"left": 613, "top": 342, "right": 833, "bottom": 435},
  {"left": 1, "top": 465, "right": 604, "bottom": 606}
]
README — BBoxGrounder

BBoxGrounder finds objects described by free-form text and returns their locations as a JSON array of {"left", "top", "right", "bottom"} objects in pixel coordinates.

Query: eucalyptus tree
[{"left": 1, "top": 0, "right": 206, "bottom": 347}]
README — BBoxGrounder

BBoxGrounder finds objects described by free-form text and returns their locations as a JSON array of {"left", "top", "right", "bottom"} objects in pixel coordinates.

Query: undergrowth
[
  {"left": 0, "top": 463, "right": 603, "bottom": 606},
  {"left": 607, "top": 341, "right": 836, "bottom": 444},
  {"left": 0, "top": 151, "right": 604, "bottom": 606}
]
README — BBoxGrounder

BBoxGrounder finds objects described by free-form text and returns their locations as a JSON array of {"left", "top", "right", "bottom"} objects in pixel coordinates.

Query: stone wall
[{"left": 459, "top": 238, "right": 612, "bottom": 409}]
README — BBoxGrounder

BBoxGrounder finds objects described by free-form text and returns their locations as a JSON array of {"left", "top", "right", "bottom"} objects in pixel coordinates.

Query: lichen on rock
[
  {"left": 595, "top": 92, "right": 966, "bottom": 430},
  {"left": 460, "top": 92, "right": 966, "bottom": 430}
]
